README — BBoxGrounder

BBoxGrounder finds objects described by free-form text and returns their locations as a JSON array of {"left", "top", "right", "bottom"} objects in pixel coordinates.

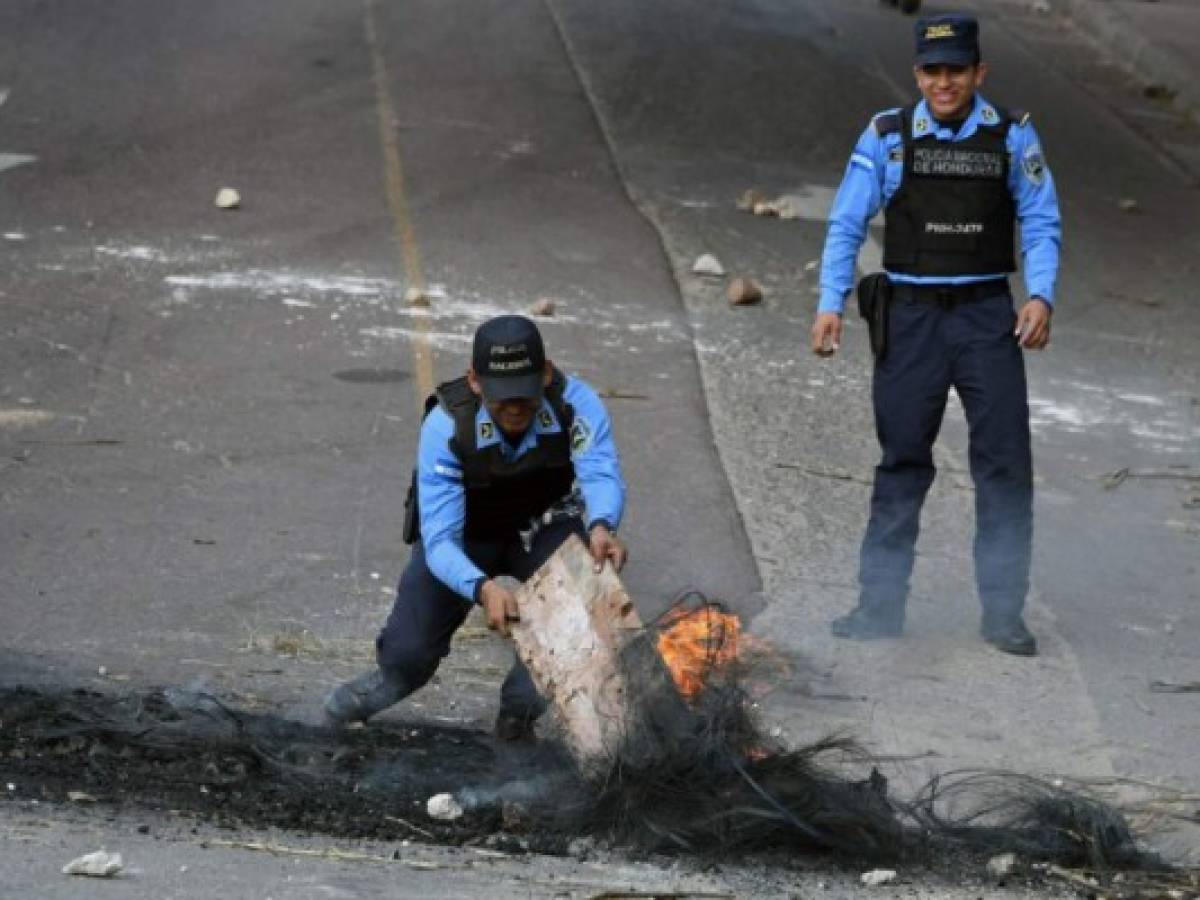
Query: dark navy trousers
[
  {"left": 375, "top": 517, "right": 586, "bottom": 720},
  {"left": 859, "top": 285, "right": 1033, "bottom": 618}
]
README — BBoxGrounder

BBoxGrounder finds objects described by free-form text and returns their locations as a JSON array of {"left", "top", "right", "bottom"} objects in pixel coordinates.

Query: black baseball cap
[
  {"left": 914, "top": 14, "right": 981, "bottom": 66},
  {"left": 471, "top": 315, "right": 547, "bottom": 402}
]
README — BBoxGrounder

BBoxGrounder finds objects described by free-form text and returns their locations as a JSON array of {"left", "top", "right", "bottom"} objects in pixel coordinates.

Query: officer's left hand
[
  {"left": 1015, "top": 298, "right": 1052, "bottom": 350},
  {"left": 810, "top": 312, "right": 843, "bottom": 357},
  {"left": 588, "top": 523, "right": 627, "bottom": 574}
]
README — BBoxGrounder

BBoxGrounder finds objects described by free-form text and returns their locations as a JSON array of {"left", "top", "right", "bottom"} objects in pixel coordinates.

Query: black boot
[
  {"left": 830, "top": 605, "right": 904, "bottom": 640},
  {"left": 981, "top": 612, "right": 1038, "bottom": 656},
  {"left": 324, "top": 668, "right": 409, "bottom": 726}
]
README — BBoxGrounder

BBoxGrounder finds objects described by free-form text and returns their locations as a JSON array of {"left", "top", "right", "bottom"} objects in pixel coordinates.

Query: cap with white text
[
  {"left": 914, "top": 14, "right": 981, "bottom": 67},
  {"left": 471, "top": 315, "right": 547, "bottom": 402}
]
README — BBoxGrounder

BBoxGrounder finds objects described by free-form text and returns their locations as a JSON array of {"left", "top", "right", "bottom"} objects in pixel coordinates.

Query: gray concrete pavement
[
  {"left": 550, "top": 0, "right": 1200, "bottom": 859},
  {"left": 0, "top": 0, "right": 758, "bottom": 719},
  {"left": 1, "top": 803, "right": 1076, "bottom": 900},
  {"left": 1050, "top": 0, "right": 1200, "bottom": 118},
  {"left": 2, "top": 0, "right": 1199, "bottom": 893},
  {"left": 0, "top": 0, "right": 761, "bottom": 893}
]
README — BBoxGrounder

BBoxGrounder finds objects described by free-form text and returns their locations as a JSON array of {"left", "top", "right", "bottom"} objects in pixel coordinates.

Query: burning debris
[
  {"left": 538, "top": 589, "right": 905, "bottom": 857},
  {"left": 0, "top": 539, "right": 1176, "bottom": 889},
  {"left": 506, "top": 546, "right": 1151, "bottom": 866},
  {"left": 656, "top": 600, "right": 742, "bottom": 700},
  {"left": 509, "top": 538, "right": 667, "bottom": 770}
]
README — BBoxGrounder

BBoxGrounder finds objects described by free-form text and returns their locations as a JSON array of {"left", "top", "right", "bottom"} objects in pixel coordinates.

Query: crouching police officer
[
  {"left": 325, "top": 315, "right": 627, "bottom": 737},
  {"left": 809, "top": 14, "right": 1061, "bottom": 656}
]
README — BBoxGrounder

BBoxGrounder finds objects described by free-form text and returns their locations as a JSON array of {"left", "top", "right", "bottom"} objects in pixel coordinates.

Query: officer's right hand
[
  {"left": 480, "top": 579, "right": 520, "bottom": 637},
  {"left": 810, "top": 312, "right": 843, "bottom": 357}
]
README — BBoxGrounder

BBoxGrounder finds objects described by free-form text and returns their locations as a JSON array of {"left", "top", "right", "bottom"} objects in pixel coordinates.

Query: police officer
[
  {"left": 325, "top": 315, "right": 627, "bottom": 736},
  {"left": 809, "top": 13, "right": 1060, "bottom": 656}
]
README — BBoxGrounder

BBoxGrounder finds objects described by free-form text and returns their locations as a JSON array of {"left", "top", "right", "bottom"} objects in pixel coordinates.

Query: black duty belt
[{"left": 891, "top": 279, "right": 1009, "bottom": 307}]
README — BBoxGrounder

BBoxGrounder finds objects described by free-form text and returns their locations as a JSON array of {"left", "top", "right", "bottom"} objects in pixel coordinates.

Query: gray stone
[
  {"left": 727, "top": 276, "right": 763, "bottom": 306},
  {"left": 987, "top": 852, "right": 1018, "bottom": 877},
  {"left": 62, "top": 850, "right": 124, "bottom": 877},
  {"left": 692, "top": 253, "right": 726, "bottom": 277}
]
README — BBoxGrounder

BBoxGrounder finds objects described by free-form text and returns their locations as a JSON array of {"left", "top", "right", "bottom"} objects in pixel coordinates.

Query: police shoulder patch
[
  {"left": 1022, "top": 144, "right": 1046, "bottom": 185},
  {"left": 873, "top": 110, "right": 903, "bottom": 137},
  {"left": 569, "top": 417, "right": 592, "bottom": 453}
]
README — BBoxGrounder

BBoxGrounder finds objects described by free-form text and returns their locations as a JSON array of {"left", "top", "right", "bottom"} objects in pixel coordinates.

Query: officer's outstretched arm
[
  {"left": 563, "top": 378, "right": 628, "bottom": 572},
  {"left": 1010, "top": 120, "right": 1061, "bottom": 308},
  {"left": 812, "top": 124, "right": 887, "bottom": 355},
  {"left": 416, "top": 409, "right": 487, "bottom": 603},
  {"left": 565, "top": 380, "right": 624, "bottom": 527}
]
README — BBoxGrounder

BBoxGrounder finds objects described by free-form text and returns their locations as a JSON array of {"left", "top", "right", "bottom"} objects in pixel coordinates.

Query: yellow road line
[{"left": 364, "top": 0, "right": 435, "bottom": 401}]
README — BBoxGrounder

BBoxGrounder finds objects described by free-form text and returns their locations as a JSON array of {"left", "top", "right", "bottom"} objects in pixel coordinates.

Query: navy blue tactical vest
[
  {"left": 434, "top": 368, "right": 575, "bottom": 538},
  {"left": 880, "top": 103, "right": 1018, "bottom": 277}
]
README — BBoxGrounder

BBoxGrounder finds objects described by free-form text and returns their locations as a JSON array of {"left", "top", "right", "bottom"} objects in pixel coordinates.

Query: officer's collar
[
  {"left": 473, "top": 398, "right": 560, "bottom": 450},
  {"left": 912, "top": 95, "right": 996, "bottom": 140}
]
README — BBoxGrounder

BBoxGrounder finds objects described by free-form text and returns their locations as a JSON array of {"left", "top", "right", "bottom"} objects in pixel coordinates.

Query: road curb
[{"left": 1052, "top": 0, "right": 1200, "bottom": 117}]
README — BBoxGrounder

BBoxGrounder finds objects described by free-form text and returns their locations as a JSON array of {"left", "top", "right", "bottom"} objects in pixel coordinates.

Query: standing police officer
[
  {"left": 809, "top": 14, "right": 1060, "bottom": 656},
  {"left": 325, "top": 315, "right": 627, "bottom": 736}
]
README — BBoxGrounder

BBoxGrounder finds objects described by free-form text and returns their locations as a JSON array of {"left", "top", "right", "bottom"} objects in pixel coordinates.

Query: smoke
[{"left": 457, "top": 773, "right": 577, "bottom": 812}]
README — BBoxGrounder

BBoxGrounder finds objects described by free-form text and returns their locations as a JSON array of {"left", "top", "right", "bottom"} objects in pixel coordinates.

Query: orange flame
[{"left": 656, "top": 605, "right": 742, "bottom": 699}]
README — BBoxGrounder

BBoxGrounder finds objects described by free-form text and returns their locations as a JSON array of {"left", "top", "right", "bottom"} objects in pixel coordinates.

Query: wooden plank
[{"left": 511, "top": 534, "right": 684, "bottom": 769}]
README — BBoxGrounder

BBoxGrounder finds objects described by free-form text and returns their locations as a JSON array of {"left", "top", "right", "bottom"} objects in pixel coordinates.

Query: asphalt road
[
  {"left": 547, "top": 0, "right": 1200, "bottom": 851},
  {"left": 2, "top": 0, "right": 1198, "bottom": 894},
  {"left": 0, "top": 0, "right": 759, "bottom": 705}
]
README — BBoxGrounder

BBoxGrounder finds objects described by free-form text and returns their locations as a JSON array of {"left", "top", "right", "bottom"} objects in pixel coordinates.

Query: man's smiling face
[{"left": 913, "top": 61, "right": 988, "bottom": 121}]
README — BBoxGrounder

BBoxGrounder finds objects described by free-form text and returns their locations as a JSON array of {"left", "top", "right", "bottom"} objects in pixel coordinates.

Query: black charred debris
[{"left": 0, "top": 609, "right": 1165, "bottom": 884}]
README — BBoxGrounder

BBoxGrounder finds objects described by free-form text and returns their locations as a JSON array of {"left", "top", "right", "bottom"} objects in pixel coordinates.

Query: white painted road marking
[
  {"left": 0, "top": 153, "right": 36, "bottom": 174},
  {"left": 1, "top": 88, "right": 38, "bottom": 175}
]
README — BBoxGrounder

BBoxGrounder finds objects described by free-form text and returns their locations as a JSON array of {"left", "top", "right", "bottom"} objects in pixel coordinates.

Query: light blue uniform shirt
[
  {"left": 417, "top": 375, "right": 625, "bottom": 603},
  {"left": 818, "top": 94, "right": 1062, "bottom": 315}
]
